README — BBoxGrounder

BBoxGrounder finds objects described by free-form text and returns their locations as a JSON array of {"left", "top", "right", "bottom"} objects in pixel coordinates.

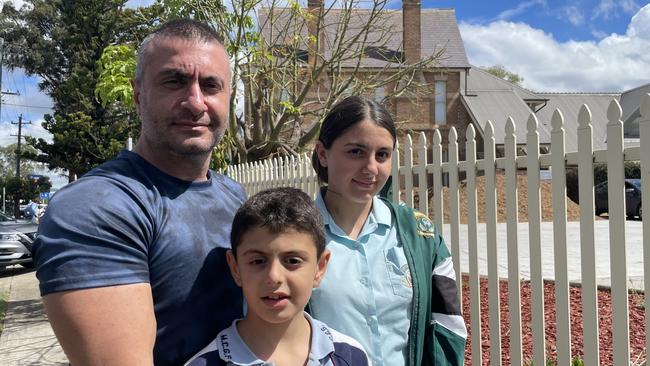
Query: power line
[{"left": 2, "top": 102, "right": 52, "bottom": 110}]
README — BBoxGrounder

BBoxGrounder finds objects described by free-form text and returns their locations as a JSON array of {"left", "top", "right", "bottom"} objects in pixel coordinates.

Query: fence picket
[
  {"left": 482, "top": 121, "right": 502, "bottom": 366},
  {"left": 504, "top": 117, "right": 523, "bottom": 366},
  {"left": 606, "top": 100, "right": 630, "bottom": 366},
  {"left": 641, "top": 94, "right": 650, "bottom": 359},
  {"left": 465, "top": 125, "right": 482, "bottom": 365},
  {"left": 526, "top": 114, "right": 546, "bottom": 366},
  {"left": 448, "top": 127, "right": 462, "bottom": 303},
  {"left": 577, "top": 105, "right": 600, "bottom": 366},
  {"left": 551, "top": 109, "right": 571, "bottom": 366},
  {"left": 416, "top": 133, "right": 428, "bottom": 215},
  {"left": 432, "top": 130, "right": 444, "bottom": 233},
  {"left": 404, "top": 135, "right": 414, "bottom": 208},
  {"left": 392, "top": 140, "right": 401, "bottom": 204}
]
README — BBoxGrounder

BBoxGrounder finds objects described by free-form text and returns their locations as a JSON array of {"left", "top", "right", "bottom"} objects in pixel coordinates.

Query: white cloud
[
  {"left": 0, "top": 118, "right": 51, "bottom": 147},
  {"left": 460, "top": 4, "right": 650, "bottom": 92},
  {"left": 592, "top": 0, "right": 641, "bottom": 20},
  {"left": 497, "top": 0, "right": 547, "bottom": 21},
  {"left": 561, "top": 5, "right": 585, "bottom": 26}
]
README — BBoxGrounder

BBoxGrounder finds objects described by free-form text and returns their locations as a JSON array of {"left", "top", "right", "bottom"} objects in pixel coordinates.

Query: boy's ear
[
  {"left": 313, "top": 249, "right": 331, "bottom": 287},
  {"left": 226, "top": 249, "right": 243, "bottom": 287},
  {"left": 315, "top": 141, "right": 328, "bottom": 168}
]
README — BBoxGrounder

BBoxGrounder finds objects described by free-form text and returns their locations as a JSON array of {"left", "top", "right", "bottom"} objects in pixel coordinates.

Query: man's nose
[{"left": 181, "top": 82, "right": 207, "bottom": 117}]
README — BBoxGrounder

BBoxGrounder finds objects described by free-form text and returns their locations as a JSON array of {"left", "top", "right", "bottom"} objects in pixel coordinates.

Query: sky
[{"left": 1, "top": 0, "right": 649, "bottom": 186}]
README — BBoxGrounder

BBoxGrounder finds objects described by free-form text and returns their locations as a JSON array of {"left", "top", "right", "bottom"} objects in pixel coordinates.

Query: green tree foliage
[
  {"left": 482, "top": 64, "right": 524, "bottom": 86},
  {"left": 1, "top": 175, "right": 51, "bottom": 217},
  {"left": 0, "top": 0, "right": 163, "bottom": 180},
  {"left": 97, "top": 0, "right": 442, "bottom": 164},
  {"left": 0, "top": 144, "right": 39, "bottom": 179}
]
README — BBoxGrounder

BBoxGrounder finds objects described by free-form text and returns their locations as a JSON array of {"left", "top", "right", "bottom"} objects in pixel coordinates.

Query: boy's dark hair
[
  {"left": 230, "top": 187, "right": 326, "bottom": 258},
  {"left": 312, "top": 95, "right": 397, "bottom": 184}
]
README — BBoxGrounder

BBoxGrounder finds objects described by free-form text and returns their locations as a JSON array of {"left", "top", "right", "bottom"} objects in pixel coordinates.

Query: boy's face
[{"left": 226, "top": 227, "right": 330, "bottom": 326}]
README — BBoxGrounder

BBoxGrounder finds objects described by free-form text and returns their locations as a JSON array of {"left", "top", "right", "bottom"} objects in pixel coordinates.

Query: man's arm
[{"left": 43, "top": 283, "right": 156, "bottom": 366}]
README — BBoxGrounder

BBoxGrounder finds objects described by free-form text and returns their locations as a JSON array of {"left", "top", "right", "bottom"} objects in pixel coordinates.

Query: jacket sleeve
[{"left": 424, "top": 230, "right": 467, "bottom": 366}]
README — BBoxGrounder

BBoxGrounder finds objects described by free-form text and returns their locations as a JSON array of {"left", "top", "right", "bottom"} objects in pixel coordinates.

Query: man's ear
[
  {"left": 313, "top": 249, "right": 331, "bottom": 287},
  {"left": 130, "top": 79, "right": 141, "bottom": 115},
  {"left": 315, "top": 141, "right": 328, "bottom": 168},
  {"left": 226, "top": 250, "right": 242, "bottom": 287}
]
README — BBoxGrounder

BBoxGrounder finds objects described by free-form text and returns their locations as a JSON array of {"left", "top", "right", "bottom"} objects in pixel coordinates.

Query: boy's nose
[{"left": 265, "top": 260, "right": 283, "bottom": 284}]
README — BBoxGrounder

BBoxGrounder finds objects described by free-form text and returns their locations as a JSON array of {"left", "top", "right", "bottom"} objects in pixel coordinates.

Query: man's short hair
[
  {"left": 230, "top": 187, "right": 326, "bottom": 258},
  {"left": 135, "top": 18, "right": 225, "bottom": 83}
]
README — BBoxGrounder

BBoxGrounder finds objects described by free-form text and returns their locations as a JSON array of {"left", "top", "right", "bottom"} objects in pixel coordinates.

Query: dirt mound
[{"left": 415, "top": 173, "right": 595, "bottom": 223}]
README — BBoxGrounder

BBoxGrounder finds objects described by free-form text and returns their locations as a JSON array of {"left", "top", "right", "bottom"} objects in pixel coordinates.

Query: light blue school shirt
[{"left": 310, "top": 191, "right": 413, "bottom": 366}]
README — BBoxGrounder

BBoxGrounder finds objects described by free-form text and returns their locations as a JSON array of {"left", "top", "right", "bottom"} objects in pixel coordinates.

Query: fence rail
[{"left": 229, "top": 95, "right": 650, "bottom": 366}]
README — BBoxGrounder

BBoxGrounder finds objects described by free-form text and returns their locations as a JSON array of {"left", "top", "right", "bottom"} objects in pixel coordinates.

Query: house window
[
  {"left": 435, "top": 80, "right": 446, "bottom": 125},
  {"left": 374, "top": 86, "right": 385, "bottom": 102}
]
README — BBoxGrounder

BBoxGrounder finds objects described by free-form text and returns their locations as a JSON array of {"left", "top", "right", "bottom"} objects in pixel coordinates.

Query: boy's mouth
[{"left": 262, "top": 293, "right": 290, "bottom": 307}]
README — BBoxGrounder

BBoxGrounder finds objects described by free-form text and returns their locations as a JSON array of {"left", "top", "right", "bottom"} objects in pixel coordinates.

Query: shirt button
[{"left": 360, "top": 278, "right": 368, "bottom": 286}]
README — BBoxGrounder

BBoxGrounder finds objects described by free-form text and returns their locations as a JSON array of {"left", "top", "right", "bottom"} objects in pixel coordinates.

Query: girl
[{"left": 309, "top": 96, "right": 466, "bottom": 366}]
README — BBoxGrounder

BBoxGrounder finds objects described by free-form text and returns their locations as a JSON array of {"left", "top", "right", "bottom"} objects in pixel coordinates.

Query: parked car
[
  {"left": 0, "top": 212, "right": 38, "bottom": 270},
  {"left": 594, "top": 179, "right": 642, "bottom": 219}
]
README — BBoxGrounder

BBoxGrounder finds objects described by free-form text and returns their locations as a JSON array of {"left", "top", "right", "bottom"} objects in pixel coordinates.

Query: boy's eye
[
  {"left": 285, "top": 257, "right": 304, "bottom": 266},
  {"left": 249, "top": 258, "right": 266, "bottom": 265}
]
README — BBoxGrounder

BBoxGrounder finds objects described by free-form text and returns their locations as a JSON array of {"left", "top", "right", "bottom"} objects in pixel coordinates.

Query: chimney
[
  {"left": 307, "top": 0, "right": 324, "bottom": 67},
  {"left": 403, "top": 0, "right": 421, "bottom": 64}
]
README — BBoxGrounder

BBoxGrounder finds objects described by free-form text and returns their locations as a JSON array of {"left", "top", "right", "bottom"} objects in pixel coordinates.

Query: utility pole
[
  {"left": 1, "top": 38, "right": 21, "bottom": 124},
  {"left": 11, "top": 114, "right": 30, "bottom": 178}
]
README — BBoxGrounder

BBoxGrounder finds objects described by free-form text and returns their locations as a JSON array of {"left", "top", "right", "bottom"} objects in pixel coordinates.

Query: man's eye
[
  {"left": 203, "top": 83, "right": 223, "bottom": 93},
  {"left": 163, "top": 79, "right": 183, "bottom": 88}
]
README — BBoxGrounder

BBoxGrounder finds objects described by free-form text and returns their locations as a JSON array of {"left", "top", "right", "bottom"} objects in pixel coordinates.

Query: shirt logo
[{"left": 414, "top": 211, "right": 436, "bottom": 237}]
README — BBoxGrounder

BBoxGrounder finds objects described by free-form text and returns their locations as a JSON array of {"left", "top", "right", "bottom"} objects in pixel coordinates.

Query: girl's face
[{"left": 316, "top": 119, "right": 394, "bottom": 206}]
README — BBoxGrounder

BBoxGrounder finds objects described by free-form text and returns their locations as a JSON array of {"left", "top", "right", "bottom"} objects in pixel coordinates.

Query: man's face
[{"left": 132, "top": 37, "right": 231, "bottom": 159}]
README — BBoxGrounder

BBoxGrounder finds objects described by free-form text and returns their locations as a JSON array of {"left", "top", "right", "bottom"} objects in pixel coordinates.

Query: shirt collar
[
  {"left": 316, "top": 189, "right": 392, "bottom": 238},
  {"left": 215, "top": 313, "right": 336, "bottom": 365}
]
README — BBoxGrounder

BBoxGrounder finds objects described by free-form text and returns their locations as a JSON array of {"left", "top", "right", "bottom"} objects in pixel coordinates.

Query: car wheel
[
  {"left": 637, "top": 203, "right": 642, "bottom": 220},
  {"left": 20, "top": 262, "right": 35, "bottom": 269},
  {"left": 595, "top": 207, "right": 603, "bottom": 216}
]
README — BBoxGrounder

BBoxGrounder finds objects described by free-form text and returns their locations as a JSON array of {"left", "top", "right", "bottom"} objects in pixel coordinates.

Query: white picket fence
[{"left": 228, "top": 95, "right": 650, "bottom": 366}]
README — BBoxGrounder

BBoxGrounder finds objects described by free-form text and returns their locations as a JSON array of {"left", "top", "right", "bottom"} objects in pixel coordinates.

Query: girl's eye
[
  {"left": 348, "top": 149, "right": 363, "bottom": 156},
  {"left": 376, "top": 151, "right": 391, "bottom": 162}
]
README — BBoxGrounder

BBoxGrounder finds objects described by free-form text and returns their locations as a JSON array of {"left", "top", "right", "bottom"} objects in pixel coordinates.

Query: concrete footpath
[{"left": 0, "top": 267, "right": 67, "bottom": 365}]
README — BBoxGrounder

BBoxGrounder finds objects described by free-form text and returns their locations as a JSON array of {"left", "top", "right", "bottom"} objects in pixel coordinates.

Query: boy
[{"left": 185, "top": 187, "right": 371, "bottom": 366}]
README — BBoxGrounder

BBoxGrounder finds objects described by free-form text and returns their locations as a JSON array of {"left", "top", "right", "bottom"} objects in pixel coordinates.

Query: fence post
[
  {"left": 404, "top": 135, "right": 414, "bottom": 208},
  {"left": 577, "top": 104, "right": 600, "bottom": 366},
  {"left": 432, "top": 130, "right": 443, "bottom": 232},
  {"left": 448, "top": 127, "right": 461, "bottom": 301}
]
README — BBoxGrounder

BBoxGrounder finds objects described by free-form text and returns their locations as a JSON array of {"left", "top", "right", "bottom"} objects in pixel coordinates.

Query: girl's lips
[{"left": 353, "top": 179, "right": 376, "bottom": 188}]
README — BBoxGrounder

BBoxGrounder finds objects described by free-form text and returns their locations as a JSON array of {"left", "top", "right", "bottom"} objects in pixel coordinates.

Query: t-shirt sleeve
[{"left": 34, "top": 178, "right": 153, "bottom": 296}]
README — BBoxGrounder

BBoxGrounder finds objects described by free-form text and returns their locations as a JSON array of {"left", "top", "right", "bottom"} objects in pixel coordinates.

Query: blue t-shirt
[{"left": 33, "top": 150, "right": 246, "bottom": 366}]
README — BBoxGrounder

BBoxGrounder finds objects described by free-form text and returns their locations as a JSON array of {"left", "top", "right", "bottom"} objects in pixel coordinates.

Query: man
[
  {"left": 25, "top": 196, "right": 41, "bottom": 224},
  {"left": 33, "top": 19, "right": 245, "bottom": 366}
]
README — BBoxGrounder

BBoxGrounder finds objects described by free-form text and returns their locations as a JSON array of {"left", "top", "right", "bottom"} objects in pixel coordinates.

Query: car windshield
[{"left": 630, "top": 179, "right": 642, "bottom": 189}]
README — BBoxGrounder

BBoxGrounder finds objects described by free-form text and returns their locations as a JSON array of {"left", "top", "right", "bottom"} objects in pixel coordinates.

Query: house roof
[
  {"left": 461, "top": 90, "right": 549, "bottom": 145},
  {"left": 467, "top": 66, "right": 542, "bottom": 101},
  {"left": 619, "top": 82, "right": 650, "bottom": 137},
  {"left": 535, "top": 93, "right": 620, "bottom": 151},
  {"left": 258, "top": 7, "right": 469, "bottom": 69}
]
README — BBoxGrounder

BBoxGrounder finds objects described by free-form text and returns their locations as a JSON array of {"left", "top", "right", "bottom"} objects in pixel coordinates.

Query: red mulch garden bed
[{"left": 461, "top": 275, "right": 646, "bottom": 365}]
